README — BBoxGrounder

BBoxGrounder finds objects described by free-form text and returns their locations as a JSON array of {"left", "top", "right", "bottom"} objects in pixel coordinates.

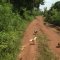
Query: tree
[
  {"left": 45, "top": 1, "right": 60, "bottom": 26},
  {"left": 9, "top": 0, "right": 44, "bottom": 13},
  {"left": 50, "top": 1, "right": 60, "bottom": 11}
]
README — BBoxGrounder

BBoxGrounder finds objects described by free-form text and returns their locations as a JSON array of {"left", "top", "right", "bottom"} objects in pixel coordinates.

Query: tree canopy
[
  {"left": 9, "top": 0, "right": 44, "bottom": 11},
  {"left": 44, "top": 1, "right": 60, "bottom": 26},
  {"left": 50, "top": 1, "right": 60, "bottom": 11}
]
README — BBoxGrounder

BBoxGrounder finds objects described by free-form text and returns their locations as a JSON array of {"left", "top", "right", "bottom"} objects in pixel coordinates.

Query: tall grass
[{"left": 37, "top": 32, "right": 58, "bottom": 60}]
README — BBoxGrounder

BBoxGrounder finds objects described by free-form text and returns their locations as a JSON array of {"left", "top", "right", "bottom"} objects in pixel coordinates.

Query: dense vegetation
[
  {"left": 0, "top": 0, "right": 44, "bottom": 60},
  {"left": 38, "top": 32, "right": 58, "bottom": 60},
  {"left": 0, "top": 3, "right": 32, "bottom": 60},
  {"left": 10, "top": 0, "right": 44, "bottom": 13},
  {"left": 44, "top": 1, "right": 60, "bottom": 26}
]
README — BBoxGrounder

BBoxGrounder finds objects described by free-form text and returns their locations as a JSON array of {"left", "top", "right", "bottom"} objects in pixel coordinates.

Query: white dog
[
  {"left": 20, "top": 37, "right": 37, "bottom": 51},
  {"left": 18, "top": 37, "right": 37, "bottom": 60},
  {"left": 29, "top": 37, "right": 37, "bottom": 45}
]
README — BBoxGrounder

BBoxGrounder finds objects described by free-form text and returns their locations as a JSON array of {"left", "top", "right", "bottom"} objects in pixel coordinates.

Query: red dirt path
[{"left": 18, "top": 16, "right": 60, "bottom": 60}]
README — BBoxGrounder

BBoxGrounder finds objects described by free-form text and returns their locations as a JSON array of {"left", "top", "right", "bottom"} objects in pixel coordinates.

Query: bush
[
  {"left": 0, "top": 3, "right": 22, "bottom": 32},
  {"left": 0, "top": 32, "right": 20, "bottom": 60},
  {"left": 50, "top": 9, "right": 60, "bottom": 26},
  {"left": 45, "top": 8, "right": 60, "bottom": 26},
  {"left": 0, "top": 3, "right": 33, "bottom": 60},
  {"left": 32, "top": 9, "right": 43, "bottom": 16}
]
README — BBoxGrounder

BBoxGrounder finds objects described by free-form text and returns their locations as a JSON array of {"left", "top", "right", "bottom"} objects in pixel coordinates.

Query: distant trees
[
  {"left": 0, "top": 0, "right": 44, "bottom": 9},
  {"left": 44, "top": 1, "right": 60, "bottom": 26},
  {"left": 9, "top": 0, "right": 44, "bottom": 14},
  {"left": 0, "top": 0, "right": 44, "bottom": 15},
  {"left": 10, "top": 0, "right": 44, "bottom": 9},
  {"left": 51, "top": 1, "right": 60, "bottom": 11},
  {"left": 0, "top": 1, "right": 35, "bottom": 60}
]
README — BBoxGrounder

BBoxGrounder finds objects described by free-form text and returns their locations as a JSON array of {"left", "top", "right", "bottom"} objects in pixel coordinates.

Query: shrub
[
  {"left": 45, "top": 8, "right": 60, "bottom": 26},
  {"left": 0, "top": 3, "right": 33, "bottom": 60}
]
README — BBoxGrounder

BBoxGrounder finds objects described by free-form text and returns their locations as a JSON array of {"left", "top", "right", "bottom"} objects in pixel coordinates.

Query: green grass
[{"left": 37, "top": 32, "right": 58, "bottom": 60}]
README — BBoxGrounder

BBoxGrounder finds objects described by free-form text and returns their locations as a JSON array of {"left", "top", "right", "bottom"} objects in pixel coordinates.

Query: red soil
[{"left": 17, "top": 16, "right": 60, "bottom": 60}]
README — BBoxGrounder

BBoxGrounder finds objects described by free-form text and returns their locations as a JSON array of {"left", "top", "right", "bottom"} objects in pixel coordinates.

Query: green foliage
[
  {"left": 38, "top": 32, "right": 58, "bottom": 60},
  {"left": 10, "top": 0, "right": 44, "bottom": 14},
  {"left": 32, "top": 9, "right": 43, "bottom": 16},
  {"left": 44, "top": 1, "right": 60, "bottom": 26},
  {"left": 50, "top": 1, "right": 60, "bottom": 11},
  {"left": 0, "top": 3, "right": 34, "bottom": 60},
  {"left": 49, "top": 9, "right": 60, "bottom": 26},
  {"left": 46, "top": 9, "right": 60, "bottom": 26},
  {"left": 43, "top": 7, "right": 48, "bottom": 17},
  {"left": 22, "top": 9, "right": 34, "bottom": 20},
  {"left": 0, "top": 0, "right": 42, "bottom": 60}
]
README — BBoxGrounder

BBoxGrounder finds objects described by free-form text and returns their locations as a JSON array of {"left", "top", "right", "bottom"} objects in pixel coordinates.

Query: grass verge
[{"left": 37, "top": 31, "right": 58, "bottom": 60}]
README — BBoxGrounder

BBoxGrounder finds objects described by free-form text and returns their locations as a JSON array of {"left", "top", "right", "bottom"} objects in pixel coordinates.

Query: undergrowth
[{"left": 37, "top": 32, "right": 58, "bottom": 60}]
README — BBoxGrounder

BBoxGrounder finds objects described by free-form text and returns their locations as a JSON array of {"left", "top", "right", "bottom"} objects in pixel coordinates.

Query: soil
[{"left": 17, "top": 16, "right": 60, "bottom": 60}]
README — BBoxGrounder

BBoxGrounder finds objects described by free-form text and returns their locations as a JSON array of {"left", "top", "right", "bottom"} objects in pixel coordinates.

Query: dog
[
  {"left": 29, "top": 37, "right": 37, "bottom": 45},
  {"left": 56, "top": 43, "right": 60, "bottom": 48},
  {"left": 18, "top": 37, "right": 37, "bottom": 60},
  {"left": 33, "top": 31, "right": 38, "bottom": 35}
]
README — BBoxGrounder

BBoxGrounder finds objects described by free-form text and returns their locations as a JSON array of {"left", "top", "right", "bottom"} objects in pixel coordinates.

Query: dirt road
[
  {"left": 17, "top": 19, "right": 39, "bottom": 60},
  {"left": 18, "top": 16, "right": 60, "bottom": 60},
  {"left": 36, "top": 16, "right": 60, "bottom": 59}
]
